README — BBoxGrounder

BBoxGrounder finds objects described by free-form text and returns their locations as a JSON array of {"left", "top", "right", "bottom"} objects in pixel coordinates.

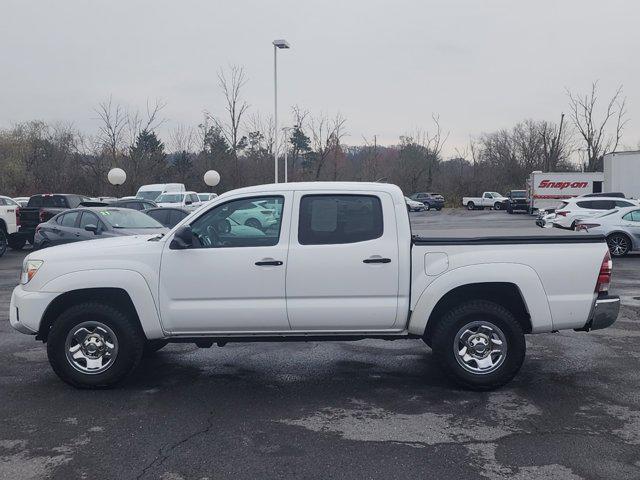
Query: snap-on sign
[{"left": 538, "top": 180, "right": 589, "bottom": 190}]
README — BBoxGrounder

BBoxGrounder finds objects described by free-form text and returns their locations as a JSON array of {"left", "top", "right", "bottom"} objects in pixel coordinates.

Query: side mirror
[
  {"left": 84, "top": 224, "right": 99, "bottom": 234},
  {"left": 170, "top": 225, "right": 193, "bottom": 249}
]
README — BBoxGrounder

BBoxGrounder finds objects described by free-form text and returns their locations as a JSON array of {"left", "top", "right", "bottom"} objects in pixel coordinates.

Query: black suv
[
  {"left": 410, "top": 192, "right": 445, "bottom": 211},
  {"left": 505, "top": 190, "right": 529, "bottom": 214}
]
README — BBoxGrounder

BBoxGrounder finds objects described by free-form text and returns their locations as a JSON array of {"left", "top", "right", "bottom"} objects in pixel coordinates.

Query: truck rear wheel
[
  {"left": 430, "top": 300, "right": 525, "bottom": 390},
  {"left": 466, "top": 202, "right": 475, "bottom": 211},
  {"left": 8, "top": 235, "right": 26, "bottom": 250},
  {"left": 47, "top": 302, "right": 144, "bottom": 389}
]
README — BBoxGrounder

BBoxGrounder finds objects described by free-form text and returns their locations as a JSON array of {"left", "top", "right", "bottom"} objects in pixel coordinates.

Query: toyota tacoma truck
[{"left": 9, "top": 182, "right": 619, "bottom": 390}]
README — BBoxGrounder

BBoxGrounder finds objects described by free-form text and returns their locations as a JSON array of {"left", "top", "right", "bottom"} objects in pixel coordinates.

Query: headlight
[{"left": 21, "top": 260, "right": 43, "bottom": 284}]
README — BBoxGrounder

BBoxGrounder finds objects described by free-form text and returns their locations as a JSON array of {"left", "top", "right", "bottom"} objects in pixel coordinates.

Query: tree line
[{"left": 0, "top": 67, "right": 628, "bottom": 206}]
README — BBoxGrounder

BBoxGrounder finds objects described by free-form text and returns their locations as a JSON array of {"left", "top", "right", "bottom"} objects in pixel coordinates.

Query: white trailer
[
  {"left": 604, "top": 151, "right": 640, "bottom": 199},
  {"left": 527, "top": 171, "right": 604, "bottom": 212}
]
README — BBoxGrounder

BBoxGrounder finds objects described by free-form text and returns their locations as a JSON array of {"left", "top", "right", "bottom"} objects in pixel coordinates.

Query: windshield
[
  {"left": 511, "top": 191, "right": 526, "bottom": 198},
  {"left": 99, "top": 209, "right": 164, "bottom": 228},
  {"left": 156, "top": 193, "right": 184, "bottom": 203},
  {"left": 137, "top": 191, "right": 162, "bottom": 201}
]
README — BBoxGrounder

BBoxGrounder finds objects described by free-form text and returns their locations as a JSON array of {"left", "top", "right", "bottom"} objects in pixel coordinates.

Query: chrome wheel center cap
[
  {"left": 468, "top": 334, "right": 490, "bottom": 356},
  {"left": 83, "top": 335, "right": 105, "bottom": 357}
]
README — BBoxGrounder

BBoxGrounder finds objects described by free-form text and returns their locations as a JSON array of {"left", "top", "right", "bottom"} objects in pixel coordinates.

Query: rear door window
[
  {"left": 59, "top": 211, "right": 80, "bottom": 227},
  {"left": 298, "top": 195, "right": 383, "bottom": 245}
]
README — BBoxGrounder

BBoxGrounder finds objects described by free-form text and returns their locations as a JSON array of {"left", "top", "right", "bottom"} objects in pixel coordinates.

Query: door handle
[
  {"left": 255, "top": 260, "right": 283, "bottom": 266},
  {"left": 363, "top": 257, "right": 391, "bottom": 264}
]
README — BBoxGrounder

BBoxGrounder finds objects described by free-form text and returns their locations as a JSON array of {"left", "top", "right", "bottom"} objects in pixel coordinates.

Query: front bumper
[
  {"left": 9, "top": 285, "right": 58, "bottom": 335},
  {"left": 579, "top": 295, "right": 620, "bottom": 331}
]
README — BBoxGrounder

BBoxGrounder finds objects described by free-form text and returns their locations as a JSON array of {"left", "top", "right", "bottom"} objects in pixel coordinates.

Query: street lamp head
[{"left": 273, "top": 39, "right": 290, "bottom": 49}]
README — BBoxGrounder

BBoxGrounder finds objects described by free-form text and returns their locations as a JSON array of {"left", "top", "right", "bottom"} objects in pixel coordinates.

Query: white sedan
[
  {"left": 405, "top": 197, "right": 427, "bottom": 212},
  {"left": 576, "top": 206, "right": 640, "bottom": 257},
  {"left": 553, "top": 197, "right": 638, "bottom": 229}
]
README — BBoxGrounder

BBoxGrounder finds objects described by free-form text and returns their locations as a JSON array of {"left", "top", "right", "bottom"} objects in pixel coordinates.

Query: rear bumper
[{"left": 578, "top": 295, "right": 620, "bottom": 331}]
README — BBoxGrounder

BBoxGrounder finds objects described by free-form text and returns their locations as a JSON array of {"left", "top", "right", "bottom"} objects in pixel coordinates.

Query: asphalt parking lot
[{"left": 1, "top": 209, "right": 639, "bottom": 480}]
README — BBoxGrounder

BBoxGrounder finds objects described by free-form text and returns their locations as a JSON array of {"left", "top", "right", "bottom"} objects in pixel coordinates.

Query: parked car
[
  {"left": 16, "top": 194, "right": 91, "bottom": 247},
  {"left": 575, "top": 206, "right": 640, "bottom": 257},
  {"left": 145, "top": 207, "right": 190, "bottom": 228},
  {"left": 0, "top": 195, "right": 23, "bottom": 249},
  {"left": 197, "top": 193, "right": 218, "bottom": 202},
  {"left": 227, "top": 199, "right": 280, "bottom": 230},
  {"left": 535, "top": 209, "right": 557, "bottom": 228},
  {"left": 13, "top": 197, "right": 30, "bottom": 207},
  {"left": 504, "top": 190, "right": 529, "bottom": 214},
  {"left": 405, "top": 197, "right": 427, "bottom": 212},
  {"left": 109, "top": 199, "right": 157, "bottom": 211},
  {"left": 11, "top": 182, "right": 619, "bottom": 390},
  {"left": 135, "top": 183, "right": 185, "bottom": 201},
  {"left": 410, "top": 192, "right": 444, "bottom": 211},
  {"left": 462, "top": 192, "right": 508, "bottom": 210},
  {"left": 33, "top": 207, "right": 167, "bottom": 250},
  {"left": 156, "top": 191, "right": 202, "bottom": 210},
  {"left": 552, "top": 197, "right": 638, "bottom": 229}
]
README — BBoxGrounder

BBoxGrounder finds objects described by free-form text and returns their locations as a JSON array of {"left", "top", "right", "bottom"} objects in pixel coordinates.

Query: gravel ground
[{"left": 0, "top": 208, "right": 638, "bottom": 480}]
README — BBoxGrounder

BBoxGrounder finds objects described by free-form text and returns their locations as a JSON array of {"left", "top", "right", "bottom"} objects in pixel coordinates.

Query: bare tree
[
  {"left": 208, "top": 65, "right": 249, "bottom": 183},
  {"left": 309, "top": 112, "right": 347, "bottom": 180},
  {"left": 566, "top": 82, "right": 627, "bottom": 171},
  {"left": 95, "top": 96, "right": 127, "bottom": 164},
  {"left": 125, "top": 98, "right": 167, "bottom": 146},
  {"left": 169, "top": 124, "right": 195, "bottom": 153}
]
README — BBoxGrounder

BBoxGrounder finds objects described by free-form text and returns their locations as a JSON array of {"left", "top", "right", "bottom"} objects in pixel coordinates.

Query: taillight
[
  {"left": 16, "top": 207, "right": 20, "bottom": 227},
  {"left": 556, "top": 211, "right": 568, "bottom": 217},
  {"left": 596, "top": 250, "right": 612, "bottom": 293}
]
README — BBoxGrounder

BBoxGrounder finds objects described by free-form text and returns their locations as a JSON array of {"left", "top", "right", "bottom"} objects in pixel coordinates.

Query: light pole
[
  {"left": 282, "top": 126, "right": 294, "bottom": 182},
  {"left": 273, "top": 39, "right": 290, "bottom": 183}
]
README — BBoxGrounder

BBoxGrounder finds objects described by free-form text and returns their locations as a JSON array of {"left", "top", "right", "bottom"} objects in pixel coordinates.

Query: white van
[{"left": 135, "top": 184, "right": 185, "bottom": 202}]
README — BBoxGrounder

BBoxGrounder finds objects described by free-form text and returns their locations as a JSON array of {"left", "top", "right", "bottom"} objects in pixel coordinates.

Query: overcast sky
[{"left": 1, "top": 0, "right": 638, "bottom": 157}]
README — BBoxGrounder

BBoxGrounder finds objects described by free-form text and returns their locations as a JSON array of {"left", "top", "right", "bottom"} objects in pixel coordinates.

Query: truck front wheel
[
  {"left": 430, "top": 300, "right": 525, "bottom": 390},
  {"left": 47, "top": 302, "right": 144, "bottom": 389}
]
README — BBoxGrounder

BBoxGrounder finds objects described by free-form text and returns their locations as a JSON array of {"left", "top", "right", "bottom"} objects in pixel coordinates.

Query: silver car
[{"left": 575, "top": 206, "right": 640, "bottom": 257}]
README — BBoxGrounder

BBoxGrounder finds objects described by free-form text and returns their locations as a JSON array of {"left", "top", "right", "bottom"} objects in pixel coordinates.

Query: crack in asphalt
[{"left": 135, "top": 413, "right": 215, "bottom": 480}]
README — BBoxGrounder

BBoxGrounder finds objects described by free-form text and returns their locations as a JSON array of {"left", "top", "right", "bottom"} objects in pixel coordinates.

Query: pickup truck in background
[
  {"left": 16, "top": 194, "right": 90, "bottom": 247},
  {"left": 463, "top": 192, "right": 508, "bottom": 210},
  {"left": 10, "top": 182, "right": 619, "bottom": 391},
  {"left": 0, "top": 195, "right": 23, "bottom": 250}
]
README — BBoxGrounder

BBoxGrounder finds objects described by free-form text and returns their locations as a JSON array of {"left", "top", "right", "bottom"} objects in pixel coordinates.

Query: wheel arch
[
  {"left": 38, "top": 288, "right": 143, "bottom": 342},
  {"left": 37, "top": 269, "right": 165, "bottom": 341},
  {"left": 422, "top": 283, "right": 532, "bottom": 345},
  {"left": 408, "top": 263, "right": 553, "bottom": 337}
]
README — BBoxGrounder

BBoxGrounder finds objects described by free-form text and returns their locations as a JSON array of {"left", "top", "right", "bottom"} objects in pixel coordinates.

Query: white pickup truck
[
  {"left": 463, "top": 191, "right": 508, "bottom": 211},
  {"left": 10, "top": 182, "right": 619, "bottom": 390}
]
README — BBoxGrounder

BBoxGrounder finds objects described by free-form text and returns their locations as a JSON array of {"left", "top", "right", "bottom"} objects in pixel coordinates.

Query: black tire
[
  {"left": 8, "top": 235, "right": 26, "bottom": 250},
  {"left": 0, "top": 231, "right": 6, "bottom": 257},
  {"left": 467, "top": 202, "right": 475, "bottom": 211},
  {"left": 424, "top": 203, "right": 430, "bottom": 212},
  {"left": 430, "top": 300, "right": 525, "bottom": 390},
  {"left": 436, "top": 207, "right": 442, "bottom": 211},
  {"left": 507, "top": 207, "right": 513, "bottom": 214},
  {"left": 143, "top": 339, "right": 169, "bottom": 357},
  {"left": 47, "top": 302, "right": 144, "bottom": 389},
  {"left": 493, "top": 202, "right": 502, "bottom": 211},
  {"left": 244, "top": 218, "right": 262, "bottom": 230},
  {"left": 607, "top": 233, "right": 631, "bottom": 257}
]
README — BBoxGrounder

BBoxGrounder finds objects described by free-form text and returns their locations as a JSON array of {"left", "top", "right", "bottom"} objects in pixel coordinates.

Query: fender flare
[
  {"left": 40, "top": 269, "right": 164, "bottom": 339},
  {"left": 408, "top": 263, "right": 553, "bottom": 336}
]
